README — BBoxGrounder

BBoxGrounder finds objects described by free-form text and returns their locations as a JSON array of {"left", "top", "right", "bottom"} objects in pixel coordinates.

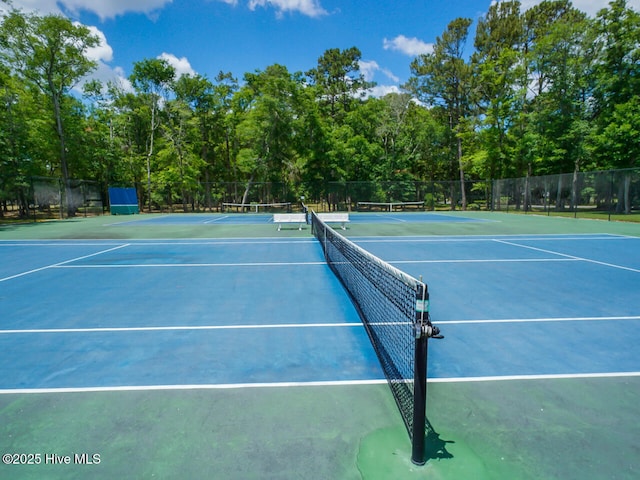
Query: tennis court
[
  {"left": 103, "top": 211, "right": 491, "bottom": 227},
  {"left": 1, "top": 211, "right": 639, "bottom": 479}
]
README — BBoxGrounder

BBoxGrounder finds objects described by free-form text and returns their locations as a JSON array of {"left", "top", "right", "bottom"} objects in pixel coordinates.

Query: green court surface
[
  {"left": 2, "top": 210, "right": 640, "bottom": 240},
  {"left": 1, "top": 211, "right": 639, "bottom": 479}
]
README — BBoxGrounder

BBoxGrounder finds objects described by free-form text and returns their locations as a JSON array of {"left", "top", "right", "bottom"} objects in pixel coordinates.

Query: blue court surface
[
  {"left": 356, "top": 234, "right": 640, "bottom": 379},
  {"left": 0, "top": 238, "right": 380, "bottom": 390},
  {"left": 103, "top": 211, "right": 492, "bottom": 226},
  {"left": 1, "top": 233, "right": 638, "bottom": 391},
  {"left": 1, "top": 223, "right": 640, "bottom": 479}
]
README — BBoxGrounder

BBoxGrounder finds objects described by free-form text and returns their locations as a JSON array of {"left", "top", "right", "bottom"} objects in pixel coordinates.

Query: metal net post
[{"left": 411, "top": 283, "right": 428, "bottom": 465}]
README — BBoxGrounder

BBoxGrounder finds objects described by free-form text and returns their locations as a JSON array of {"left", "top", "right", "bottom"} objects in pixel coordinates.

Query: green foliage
[
  {"left": 307, "top": 46, "right": 372, "bottom": 121},
  {"left": 0, "top": 7, "right": 100, "bottom": 215},
  {"left": 1, "top": 2, "right": 639, "bottom": 212},
  {"left": 593, "top": 97, "right": 640, "bottom": 168}
]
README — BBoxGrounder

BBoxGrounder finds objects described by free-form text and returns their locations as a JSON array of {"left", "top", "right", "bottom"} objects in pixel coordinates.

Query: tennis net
[
  {"left": 310, "top": 210, "right": 441, "bottom": 465},
  {"left": 357, "top": 201, "right": 425, "bottom": 212},
  {"left": 221, "top": 202, "right": 291, "bottom": 213}
]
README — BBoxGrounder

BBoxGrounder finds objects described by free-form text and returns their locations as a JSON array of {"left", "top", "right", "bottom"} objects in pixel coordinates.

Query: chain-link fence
[
  {"left": 321, "top": 180, "right": 488, "bottom": 212},
  {"left": 3, "top": 168, "right": 637, "bottom": 221},
  {"left": 115, "top": 179, "right": 482, "bottom": 214},
  {"left": 0, "top": 177, "right": 103, "bottom": 220},
  {"left": 492, "top": 168, "right": 640, "bottom": 220}
]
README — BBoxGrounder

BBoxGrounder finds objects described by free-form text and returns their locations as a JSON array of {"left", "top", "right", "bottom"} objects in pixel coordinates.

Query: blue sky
[{"left": 3, "top": 0, "right": 637, "bottom": 96}]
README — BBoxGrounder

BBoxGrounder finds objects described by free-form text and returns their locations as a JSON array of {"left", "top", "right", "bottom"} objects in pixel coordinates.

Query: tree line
[{"left": 0, "top": 0, "right": 638, "bottom": 215}]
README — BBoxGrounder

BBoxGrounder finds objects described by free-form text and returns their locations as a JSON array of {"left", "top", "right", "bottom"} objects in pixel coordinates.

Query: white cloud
[
  {"left": 158, "top": 52, "right": 197, "bottom": 78},
  {"left": 82, "top": 25, "right": 113, "bottom": 63},
  {"left": 72, "top": 25, "right": 131, "bottom": 94},
  {"left": 518, "top": 0, "right": 640, "bottom": 17},
  {"left": 380, "top": 67, "right": 400, "bottom": 84},
  {"left": 69, "top": 22, "right": 132, "bottom": 93},
  {"left": 248, "top": 0, "right": 327, "bottom": 18},
  {"left": 358, "top": 60, "right": 402, "bottom": 99},
  {"left": 359, "top": 60, "right": 400, "bottom": 84},
  {"left": 6, "top": 0, "right": 173, "bottom": 20},
  {"left": 108, "top": 66, "right": 133, "bottom": 92},
  {"left": 0, "top": 0, "right": 59, "bottom": 15},
  {"left": 359, "top": 60, "right": 379, "bottom": 82},
  {"left": 83, "top": 63, "right": 133, "bottom": 94},
  {"left": 383, "top": 35, "right": 433, "bottom": 57},
  {"left": 66, "top": 0, "right": 172, "bottom": 19},
  {"left": 365, "top": 84, "right": 401, "bottom": 99}
]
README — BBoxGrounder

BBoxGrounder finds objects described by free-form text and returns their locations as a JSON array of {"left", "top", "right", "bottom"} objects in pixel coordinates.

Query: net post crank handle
[
  {"left": 425, "top": 321, "right": 444, "bottom": 339},
  {"left": 415, "top": 316, "right": 443, "bottom": 339},
  {"left": 416, "top": 286, "right": 443, "bottom": 340}
]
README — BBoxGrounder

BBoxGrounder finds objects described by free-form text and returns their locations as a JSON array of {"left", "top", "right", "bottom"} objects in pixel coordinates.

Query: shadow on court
[{"left": 425, "top": 419, "right": 454, "bottom": 462}]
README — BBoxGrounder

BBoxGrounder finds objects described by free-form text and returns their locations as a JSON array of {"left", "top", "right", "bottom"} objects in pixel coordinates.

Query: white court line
[
  {"left": 120, "top": 239, "right": 316, "bottom": 245},
  {"left": 0, "top": 380, "right": 389, "bottom": 395},
  {"left": 203, "top": 215, "right": 229, "bottom": 224},
  {"left": 0, "top": 244, "right": 130, "bottom": 283},
  {"left": 0, "top": 238, "right": 317, "bottom": 245},
  {"left": 2, "top": 372, "right": 640, "bottom": 395},
  {"left": 0, "top": 323, "right": 364, "bottom": 335},
  {"left": 354, "top": 234, "right": 627, "bottom": 243},
  {"left": 494, "top": 239, "right": 640, "bottom": 273},
  {"left": 437, "top": 315, "right": 640, "bottom": 325},
  {"left": 355, "top": 214, "right": 409, "bottom": 223},
  {"left": 390, "top": 258, "right": 579, "bottom": 265},
  {"left": 103, "top": 215, "right": 171, "bottom": 226},
  {"left": 3, "top": 317, "right": 630, "bottom": 335},
  {"left": 55, "top": 261, "right": 326, "bottom": 268},
  {"left": 0, "top": 242, "right": 124, "bottom": 247},
  {"left": 430, "top": 371, "right": 640, "bottom": 383},
  {"left": 379, "top": 215, "right": 407, "bottom": 223},
  {"left": 1, "top": 234, "right": 631, "bottom": 246}
]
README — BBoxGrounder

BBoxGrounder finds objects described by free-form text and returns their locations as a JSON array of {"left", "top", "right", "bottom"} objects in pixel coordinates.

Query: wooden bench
[
  {"left": 273, "top": 213, "right": 307, "bottom": 231},
  {"left": 318, "top": 212, "right": 350, "bottom": 230}
]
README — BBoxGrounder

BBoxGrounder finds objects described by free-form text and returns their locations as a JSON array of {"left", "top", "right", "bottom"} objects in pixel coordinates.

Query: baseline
[
  {"left": 0, "top": 322, "right": 364, "bottom": 335},
  {"left": 0, "top": 379, "right": 388, "bottom": 395}
]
